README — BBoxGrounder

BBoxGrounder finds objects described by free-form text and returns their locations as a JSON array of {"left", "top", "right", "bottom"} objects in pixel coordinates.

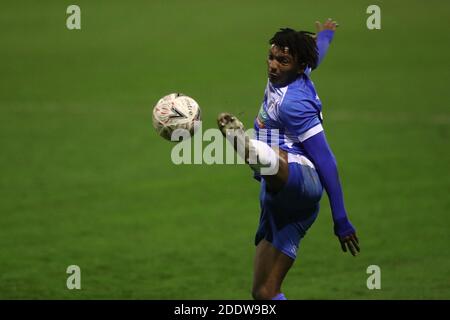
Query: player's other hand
[
  {"left": 315, "top": 18, "right": 339, "bottom": 32},
  {"left": 334, "top": 218, "right": 359, "bottom": 256},
  {"left": 339, "top": 233, "right": 360, "bottom": 257}
]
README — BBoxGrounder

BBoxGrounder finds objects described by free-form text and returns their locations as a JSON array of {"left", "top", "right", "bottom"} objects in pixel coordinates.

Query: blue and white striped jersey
[{"left": 254, "top": 69, "right": 324, "bottom": 159}]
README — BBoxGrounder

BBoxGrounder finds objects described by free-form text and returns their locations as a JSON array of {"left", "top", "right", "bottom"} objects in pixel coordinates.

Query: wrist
[
  {"left": 333, "top": 217, "right": 355, "bottom": 238},
  {"left": 318, "top": 29, "right": 334, "bottom": 41}
]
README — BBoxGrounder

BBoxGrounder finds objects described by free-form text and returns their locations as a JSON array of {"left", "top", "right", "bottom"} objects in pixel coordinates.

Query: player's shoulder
[{"left": 281, "top": 79, "right": 317, "bottom": 114}]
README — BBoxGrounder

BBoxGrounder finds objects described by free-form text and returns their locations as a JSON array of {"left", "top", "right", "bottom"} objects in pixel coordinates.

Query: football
[{"left": 152, "top": 93, "right": 201, "bottom": 141}]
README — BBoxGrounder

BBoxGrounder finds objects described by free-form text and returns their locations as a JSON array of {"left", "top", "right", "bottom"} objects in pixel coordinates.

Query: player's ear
[{"left": 298, "top": 62, "right": 306, "bottom": 74}]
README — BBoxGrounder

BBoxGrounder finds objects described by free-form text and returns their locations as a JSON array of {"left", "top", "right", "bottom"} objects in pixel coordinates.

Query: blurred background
[{"left": 0, "top": 0, "right": 449, "bottom": 299}]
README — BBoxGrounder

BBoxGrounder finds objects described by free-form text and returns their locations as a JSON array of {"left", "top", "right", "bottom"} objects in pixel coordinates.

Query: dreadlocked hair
[{"left": 269, "top": 28, "right": 318, "bottom": 70}]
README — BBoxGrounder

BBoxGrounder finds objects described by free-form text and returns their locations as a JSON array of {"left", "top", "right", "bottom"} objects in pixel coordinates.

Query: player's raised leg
[{"left": 217, "top": 112, "right": 288, "bottom": 193}]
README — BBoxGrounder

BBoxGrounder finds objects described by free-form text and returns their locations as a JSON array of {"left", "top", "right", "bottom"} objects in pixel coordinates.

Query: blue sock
[{"left": 271, "top": 293, "right": 287, "bottom": 300}]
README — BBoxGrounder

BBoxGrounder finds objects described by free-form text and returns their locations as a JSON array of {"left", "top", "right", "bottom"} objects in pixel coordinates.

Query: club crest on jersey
[{"left": 257, "top": 104, "right": 268, "bottom": 128}]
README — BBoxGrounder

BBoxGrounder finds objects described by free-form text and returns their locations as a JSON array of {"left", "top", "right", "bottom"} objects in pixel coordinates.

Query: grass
[{"left": 0, "top": 0, "right": 449, "bottom": 299}]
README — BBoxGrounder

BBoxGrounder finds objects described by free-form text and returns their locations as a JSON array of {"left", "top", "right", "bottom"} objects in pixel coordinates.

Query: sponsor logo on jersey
[{"left": 256, "top": 104, "right": 268, "bottom": 128}]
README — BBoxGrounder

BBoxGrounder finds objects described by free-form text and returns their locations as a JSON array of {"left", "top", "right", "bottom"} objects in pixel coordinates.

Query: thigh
[
  {"left": 253, "top": 239, "right": 294, "bottom": 294},
  {"left": 261, "top": 148, "right": 289, "bottom": 193}
]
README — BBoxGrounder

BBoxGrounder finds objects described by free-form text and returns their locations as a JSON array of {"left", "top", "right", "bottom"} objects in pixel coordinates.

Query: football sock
[
  {"left": 248, "top": 139, "right": 279, "bottom": 175},
  {"left": 271, "top": 293, "right": 287, "bottom": 300}
]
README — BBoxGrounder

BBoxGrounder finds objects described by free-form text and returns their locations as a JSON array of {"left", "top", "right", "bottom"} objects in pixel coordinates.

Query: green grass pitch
[{"left": 0, "top": 0, "right": 449, "bottom": 299}]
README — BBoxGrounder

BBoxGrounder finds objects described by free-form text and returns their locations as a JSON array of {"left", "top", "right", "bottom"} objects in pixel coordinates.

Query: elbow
[
  {"left": 312, "top": 148, "right": 336, "bottom": 166},
  {"left": 313, "top": 152, "right": 338, "bottom": 173}
]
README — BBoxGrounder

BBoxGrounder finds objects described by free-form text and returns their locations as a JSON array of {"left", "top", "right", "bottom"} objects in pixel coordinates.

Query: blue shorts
[{"left": 255, "top": 159, "right": 323, "bottom": 259}]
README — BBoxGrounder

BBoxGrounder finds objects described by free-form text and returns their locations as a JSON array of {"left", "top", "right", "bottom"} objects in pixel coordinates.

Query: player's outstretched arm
[
  {"left": 314, "top": 18, "right": 338, "bottom": 68},
  {"left": 302, "top": 131, "right": 360, "bottom": 256}
]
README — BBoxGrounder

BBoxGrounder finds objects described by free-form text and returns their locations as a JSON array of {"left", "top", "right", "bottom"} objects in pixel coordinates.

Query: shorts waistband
[{"left": 287, "top": 153, "right": 315, "bottom": 169}]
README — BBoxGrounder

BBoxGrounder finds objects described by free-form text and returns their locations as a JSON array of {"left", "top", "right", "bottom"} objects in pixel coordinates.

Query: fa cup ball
[{"left": 152, "top": 93, "right": 201, "bottom": 141}]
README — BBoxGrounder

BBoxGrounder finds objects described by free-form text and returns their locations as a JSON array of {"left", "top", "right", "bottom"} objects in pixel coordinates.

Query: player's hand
[
  {"left": 339, "top": 233, "right": 360, "bottom": 256},
  {"left": 315, "top": 18, "right": 339, "bottom": 32}
]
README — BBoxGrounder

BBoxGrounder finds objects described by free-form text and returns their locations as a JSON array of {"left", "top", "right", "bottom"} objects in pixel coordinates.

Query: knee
[{"left": 252, "top": 285, "right": 278, "bottom": 300}]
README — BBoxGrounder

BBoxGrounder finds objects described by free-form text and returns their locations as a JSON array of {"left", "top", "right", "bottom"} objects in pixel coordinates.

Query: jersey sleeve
[
  {"left": 316, "top": 29, "right": 334, "bottom": 67},
  {"left": 305, "top": 30, "right": 334, "bottom": 74},
  {"left": 302, "top": 131, "right": 355, "bottom": 238},
  {"left": 279, "top": 98, "right": 323, "bottom": 142}
]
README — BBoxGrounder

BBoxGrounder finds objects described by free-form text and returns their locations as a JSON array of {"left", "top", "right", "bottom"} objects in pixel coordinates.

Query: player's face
[{"left": 267, "top": 45, "right": 302, "bottom": 87}]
